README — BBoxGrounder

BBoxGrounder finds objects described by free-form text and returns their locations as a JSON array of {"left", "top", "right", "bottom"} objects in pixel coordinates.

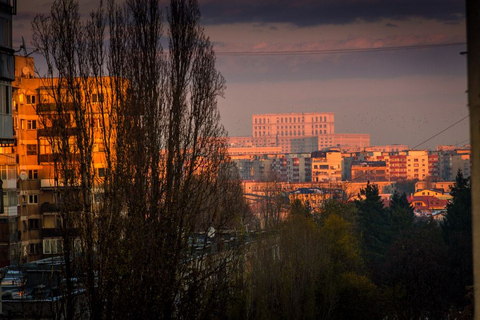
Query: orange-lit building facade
[{"left": 10, "top": 56, "right": 111, "bottom": 263}]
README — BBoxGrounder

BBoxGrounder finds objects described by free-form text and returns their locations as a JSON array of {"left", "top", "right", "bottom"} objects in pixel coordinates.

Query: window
[
  {"left": 29, "top": 243, "right": 41, "bottom": 255},
  {"left": 97, "top": 167, "right": 109, "bottom": 178},
  {"left": 28, "top": 194, "right": 38, "bottom": 204},
  {"left": 28, "top": 169, "right": 38, "bottom": 180},
  {"left": 92, "top": 93, "right": 104, "bottom": 103},
  {"left": 26, "top": 95, "right": 36, "bottom": 104},
  {"left": 43, "top": 239, "right": 63, "bottom": 255},
  {"left": 26, "top": 120, "right": 37, "bottom": 130},
  {"left": 28, "top": 218, "right": 40, "bottom": 229},
  {"left": 26, "top": 144, "right": 37, "bottom": 155},
  {"left": 0, "top": 83, "right": 11, "bottom": 115}
]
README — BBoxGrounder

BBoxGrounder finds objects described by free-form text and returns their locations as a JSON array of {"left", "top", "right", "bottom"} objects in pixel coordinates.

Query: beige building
[
  {"left": 252, "top": 112, "right": 334, "bottom": 138},
  {"left": 311, "top": 151, "right": 342, "bottom": 182},
  {"left": 228, "top": 112, "right": 371, "bottom": 153}
]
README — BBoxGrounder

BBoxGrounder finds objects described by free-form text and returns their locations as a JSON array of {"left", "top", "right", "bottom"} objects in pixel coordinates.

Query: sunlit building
[
  {"left": 10, "top": 56, "right": 111, "bottom": 263},
  {"left": 311, "top": 150, "right": 342, "bottom": 182}
]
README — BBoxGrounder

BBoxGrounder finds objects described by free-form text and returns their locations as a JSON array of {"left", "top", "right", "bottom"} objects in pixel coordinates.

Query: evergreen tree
[
  {"left": 384, "top": 221, "right": 449, "bottom": 319},
  {"left": 441, "top": 170, "right": 473, "bottom": 309},
  {"left": 388, "top": 191, "right": 415, "bottom": 241},
  {"left": 355, "top": 182, "right": 390, "bottom": 272}
]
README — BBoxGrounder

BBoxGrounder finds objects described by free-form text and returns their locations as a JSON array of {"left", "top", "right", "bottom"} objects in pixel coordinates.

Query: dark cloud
[{"left": 199, "top": 0, "right": 465, "bottom": 27}]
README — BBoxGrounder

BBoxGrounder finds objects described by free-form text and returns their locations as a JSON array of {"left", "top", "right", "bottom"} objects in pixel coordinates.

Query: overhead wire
[
  {"left": 214, "top": 42, "right": 466, "bottom": 56},
  {"left": 411, "top": 115, "right": 469, "bottom": 150}
]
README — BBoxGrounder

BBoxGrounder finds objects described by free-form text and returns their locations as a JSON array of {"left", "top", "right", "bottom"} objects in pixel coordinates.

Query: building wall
[
  {"left": 311, "top": 151, "right": 342, "bottom": 182},
  {"left": 0, "top": 0, "right": 15, "bottom": 143},
  {"left": 252, "top": 112, "right": 335, "bottom": 138}
]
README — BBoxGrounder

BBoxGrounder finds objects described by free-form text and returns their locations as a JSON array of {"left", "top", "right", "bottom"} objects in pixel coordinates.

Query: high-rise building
[
  {"left": 0, "top": 0, "right": 15, "bottom": 143},
  {"left": 0, "top": 0, "right": 17, "bottom": 267}
]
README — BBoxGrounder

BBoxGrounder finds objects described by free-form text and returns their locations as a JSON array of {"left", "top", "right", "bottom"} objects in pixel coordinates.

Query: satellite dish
[
  {"left": 19, "top": 171, "right": 28, "bottom": 181},
  {"left": 22, "top": 67, "right": 30, "bottom": 76}
]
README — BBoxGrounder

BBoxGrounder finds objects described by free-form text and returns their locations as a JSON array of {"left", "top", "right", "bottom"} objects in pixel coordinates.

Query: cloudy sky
[{"left": 13, "top": 0, "right": 468, "bottom": 149}]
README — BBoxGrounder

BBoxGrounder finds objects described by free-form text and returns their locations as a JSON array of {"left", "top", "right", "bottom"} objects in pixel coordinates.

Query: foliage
[
  {"left": 394, "top": 179, "right": 418, "bottom": 196},
  {"left": 388, "top": 191, "right": 415, "bottom": 241},
  {"left": 355, "top": 182, "right": 390, "bottom": 269},
  {"left": 441, "top": 170, "right": 473, "bottom": 309},
  {"left": 383, "top": 221, "right": 449, "bottom": 319}
]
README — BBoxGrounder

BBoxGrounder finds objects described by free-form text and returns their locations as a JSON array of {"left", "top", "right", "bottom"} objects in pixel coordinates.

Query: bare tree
[{"left": 32, "top": 0, "right": 247, "bottom": 319}]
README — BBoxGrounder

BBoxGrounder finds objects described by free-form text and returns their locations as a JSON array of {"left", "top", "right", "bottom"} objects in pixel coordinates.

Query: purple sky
[{"left": 13, "top": 0, "right": 469, "bottom": 149}]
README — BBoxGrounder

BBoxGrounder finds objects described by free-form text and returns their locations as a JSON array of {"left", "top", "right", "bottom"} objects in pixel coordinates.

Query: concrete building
[
  {"left": 0, "top": 0, "right": 15, "bottom": 144},
  {"left": 364, "top": 144, "right": 409, "bottom": 152},
  {"left": 0, "top": 0, "right": 17, "bottom": 267},
  {"left": 231, "top": 112, "right": 370, "bottom": 153},
  {"left": 311, "top": 150, "right": 342, "bottom": 182},
  {"left": 437, "top": 148, "right": 471, "bottom": 181},
  {"left": 8, "top": 56, "right": 111, "bottom": 263},
  {"left": 351, "top": 160, "right": 388, "bottom": 182}
]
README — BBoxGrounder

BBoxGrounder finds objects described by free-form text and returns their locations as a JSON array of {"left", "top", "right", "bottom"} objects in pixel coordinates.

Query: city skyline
[{"left": 13, "top": 0, "right": 469, "bottom": 149}]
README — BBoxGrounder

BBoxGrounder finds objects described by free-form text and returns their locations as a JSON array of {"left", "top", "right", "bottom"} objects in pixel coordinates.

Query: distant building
[
  {"left": 436, "top": 148, "right": 471, "bottom": 181},
  {"left": 364, "top": 144, "right": 409, "bottom": 152},
  {"left": 229, "top": 112, "right": 370, "bottom": 154},
  {"left": 351, "top": 160, "right": 387, "bottom": 182},
  {"left": 311, "top": 150, "right": 342, "bottom": 182}
]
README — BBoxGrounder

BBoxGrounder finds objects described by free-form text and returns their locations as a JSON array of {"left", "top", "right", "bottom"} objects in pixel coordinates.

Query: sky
[{"left": 13, "top": 0, "right": 469, "bottom": 149}]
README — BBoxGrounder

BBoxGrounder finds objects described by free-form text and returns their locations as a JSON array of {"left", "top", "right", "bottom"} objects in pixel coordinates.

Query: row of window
[
  {"left": 19, "top": 93, "right": 105, "bottom": 105},
  {"left": 26, "top": 240, "right": 63, "bottom": 256}
]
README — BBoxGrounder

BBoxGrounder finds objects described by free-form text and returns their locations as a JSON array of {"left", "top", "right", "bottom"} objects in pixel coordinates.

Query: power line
[
  {"left": 411, "top": 115, "right": 469, "bottom": 150},
  {"left": 455, "top": 138, "right": 470, "bottom": 146},
  {"left": 214, "top": 42, "right": 466, "bottom": 56}
]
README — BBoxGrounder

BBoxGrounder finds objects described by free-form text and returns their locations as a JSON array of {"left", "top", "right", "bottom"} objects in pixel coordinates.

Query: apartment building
[
  {"left": 437, "top": 148, "right": 471, "bottom": 181},
  {"left": 351, "top": 161, "right": 388, "bottom": 182},
  {"left": 9, "top": 56, "right": 111, "bottom": 263},
  {"left": 0, "top": 0, "right": 17, "bottom": 267},
  {"left": 311, "top": 150, "right": 342, "bottom": 182},
  {"left": 231, "top": 153, "right": 312, "bottom": 182}
]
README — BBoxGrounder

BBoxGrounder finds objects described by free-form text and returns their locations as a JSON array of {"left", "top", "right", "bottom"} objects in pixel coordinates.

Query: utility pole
[{"left": 466, "top": 0, "right": 480, "bottom": 318}]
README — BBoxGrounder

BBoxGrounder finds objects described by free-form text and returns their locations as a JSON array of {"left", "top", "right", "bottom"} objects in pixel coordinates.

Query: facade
[
  {"left": 8, "top": 56, "right": 111, "bottom": 263},
  {"left": 437, "top": 148, "right": 471, "bottom": 181},
  {"left": 364, "top": 144, "right": 409, "bottom": 152},
  {"left": 231, "top": 153, "right": 312, "bottom": 182},
  {"left": 0, "top": 0, "right": 16, "bottom": 267},
  {"left": 252, "top": 112, "right": 334, "bottom": 139},
  {"left": 311, "top": 150, "right": 342, "bottom": 182},
  {"left": 332, "top": 133, "right": 370, "bottom": 151},
  {"left": 244, "top": 112, "right": 370, "bottom": 153},
  {"left": 351, "top": 161, "right": 388, "bottom": 182},
  {"left": 0, "top": 0, "right": 15, "bottom": 143}
]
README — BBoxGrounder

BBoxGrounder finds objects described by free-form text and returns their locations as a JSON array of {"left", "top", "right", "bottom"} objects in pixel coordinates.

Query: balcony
[
  {"left": 37, "top": 127, "right": 79, "bottom": 137},
  {"left": 42, "top": 228, "right": 62, "bottom": 238},
  {"left": 40, "top": 202, "right": 59, "bottom": 214},
  {"left": 36, "top": 103, "right": 76, "bottom": 113}
]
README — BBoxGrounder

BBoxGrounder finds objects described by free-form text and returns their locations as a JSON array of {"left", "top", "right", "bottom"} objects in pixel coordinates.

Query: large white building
[{"left": 244, "top": 112, "right": 370, "bottom": 153}]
